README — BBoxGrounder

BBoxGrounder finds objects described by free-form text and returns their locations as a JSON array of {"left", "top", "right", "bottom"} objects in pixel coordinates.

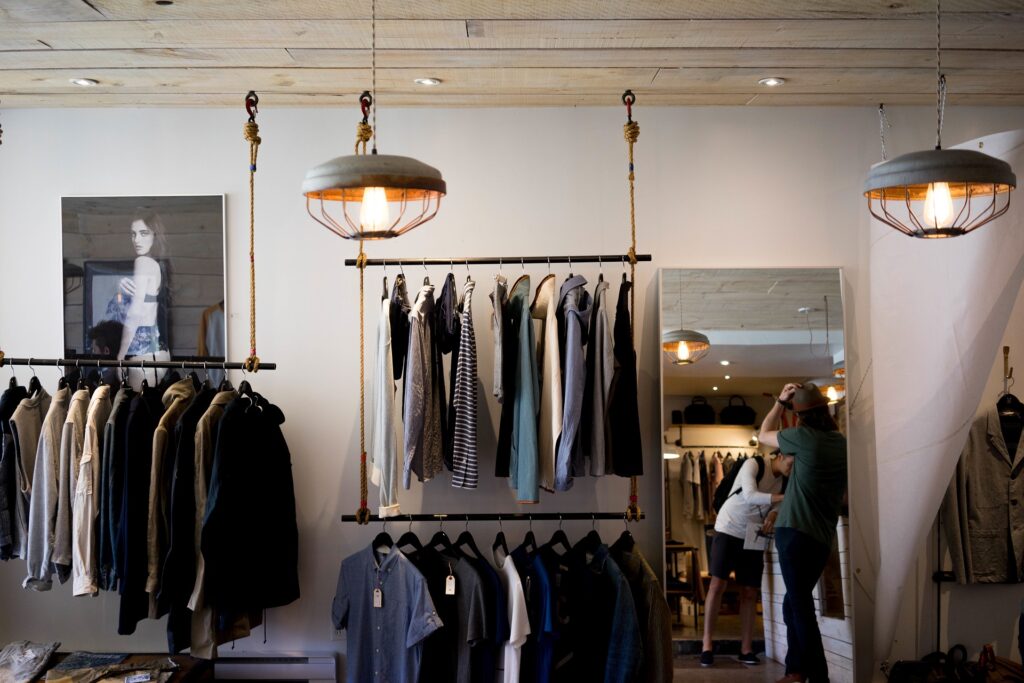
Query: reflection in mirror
[{"left": 660, "top": 269, "right": 851, "bottom": 680}]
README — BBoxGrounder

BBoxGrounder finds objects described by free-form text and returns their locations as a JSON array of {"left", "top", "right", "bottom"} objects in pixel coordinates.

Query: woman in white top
[{"left": 700, "top": 452, "right": 794, "bottom": 668}]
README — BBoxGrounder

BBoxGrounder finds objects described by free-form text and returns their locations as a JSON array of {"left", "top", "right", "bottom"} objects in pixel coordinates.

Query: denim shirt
[{"left": 333, "top": 546, "right": 443, "bottom": 683}]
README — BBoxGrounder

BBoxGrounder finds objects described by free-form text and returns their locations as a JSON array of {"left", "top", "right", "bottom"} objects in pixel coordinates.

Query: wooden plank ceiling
[{"left": 1, "top": 0, "right": 1024, "bottom": 106}]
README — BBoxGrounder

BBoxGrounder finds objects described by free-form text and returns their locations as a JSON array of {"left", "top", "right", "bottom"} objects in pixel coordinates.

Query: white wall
[{"left": 1, "top": 104, "right": 1022, "bottom": 679}]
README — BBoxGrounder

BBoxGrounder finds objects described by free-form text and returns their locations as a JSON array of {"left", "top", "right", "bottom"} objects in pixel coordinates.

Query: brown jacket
[{"left": 942, "top": 409, "right": 1024, "bottom": 583}]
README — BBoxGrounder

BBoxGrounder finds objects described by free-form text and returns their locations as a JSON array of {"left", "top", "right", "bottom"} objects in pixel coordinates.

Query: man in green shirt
[{"left": 759, "top": 383, "right": 847, "bottom": 683}]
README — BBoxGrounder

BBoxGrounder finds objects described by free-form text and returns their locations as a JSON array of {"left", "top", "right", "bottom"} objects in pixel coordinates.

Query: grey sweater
[{"left": 23, "top": 386, "right": 67, "bottom": 590}]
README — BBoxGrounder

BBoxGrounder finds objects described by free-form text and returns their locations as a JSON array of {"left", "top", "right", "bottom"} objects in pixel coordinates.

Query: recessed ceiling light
[
  {"left": 663, "top": 451, "right": 681, "bottom": 460},
  {"left": 414, "top": 77, "right": 442, "bottom": 86},
  {"left": 724, "top": 375, "right": 731, "bottom": 380},
  {"left": 70, "top": 78, "right": 99, "bottom": 87},
  {"left": 712, "top": 386, "right": 719, "bottom": 391},
  {"left": 758, "top": 77, "right": 786, "bottom": 87},
  {"left": 720, "top": 360, "right": 731, "bottom": 366}
]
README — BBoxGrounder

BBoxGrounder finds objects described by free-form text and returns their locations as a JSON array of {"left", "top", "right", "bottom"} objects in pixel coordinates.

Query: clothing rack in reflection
[
  {"left": 675, "top": 445, "right": 758, "bottom": 450},
  {"left": 342, "top": 253, "right": 652, "bottom": 268},
  {"left": 0, "top": 356, "right": 277, "bottom": 371},
  {"left": 341, "top": 511, "right": 646, "bottom": 523}
]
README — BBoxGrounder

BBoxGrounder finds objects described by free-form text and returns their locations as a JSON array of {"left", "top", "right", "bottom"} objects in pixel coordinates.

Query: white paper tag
[
  {"left": 125, "top": 675, "right": 152, "bottom": 683},
  {"left": 445, "top": 574, "right": 456, "bottom": 595},
  {"left": 744, "top": 522, "right": 771, "bottom": 551},
  {"left": 373, "top": 587, "right": 383, "bottom": 608}
]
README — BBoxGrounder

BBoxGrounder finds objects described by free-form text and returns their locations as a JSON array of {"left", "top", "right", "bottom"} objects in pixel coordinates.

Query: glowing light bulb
[
  {"left": 922, "top": 182, "right": 955, "bottom": 228},
  {"left": 663, "top": 451, "right": 681, "bottom": 460},
  {"left": 359, "top": 187, "right": 390, "bottom": 232},
  {"left": 826, "top": 386, "right": 839, "bottom": 403},
  {"left": 675, "top": 342, "right": 691, "bottom": 362}
]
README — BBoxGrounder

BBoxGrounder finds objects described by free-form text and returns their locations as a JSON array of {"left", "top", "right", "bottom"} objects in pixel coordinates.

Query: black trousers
[{"left": 776, "top": 527, "right": 832, "bottom": 683}]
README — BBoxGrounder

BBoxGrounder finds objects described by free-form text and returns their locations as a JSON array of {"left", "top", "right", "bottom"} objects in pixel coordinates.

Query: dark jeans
[{"left": 775, "top": 527, "right": 832, "bottom": 683}]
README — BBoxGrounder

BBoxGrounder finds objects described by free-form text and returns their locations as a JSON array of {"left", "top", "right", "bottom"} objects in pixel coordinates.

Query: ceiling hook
[{"left": 245, "top": 90, "right": 259, "bottom": 123}]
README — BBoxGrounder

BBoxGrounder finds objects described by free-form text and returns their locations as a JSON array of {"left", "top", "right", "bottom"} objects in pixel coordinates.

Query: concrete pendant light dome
[
  {"left": 863, "top": 0, "right": 1015, "bottom": 239},
  {"left": 303, "top": 0, "right": 446, "bottom": 240}
]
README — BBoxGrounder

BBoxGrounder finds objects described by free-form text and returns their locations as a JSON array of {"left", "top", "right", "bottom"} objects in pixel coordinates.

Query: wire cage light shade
[
  {"left": 864, "top": 148, "right": 1015, "bottom": 238},
  {"left": 662, "top": 330, "right": 711, "bottom": 365},
  {"left": 303, "top": 153, "right": 447, "bottom": 240}
]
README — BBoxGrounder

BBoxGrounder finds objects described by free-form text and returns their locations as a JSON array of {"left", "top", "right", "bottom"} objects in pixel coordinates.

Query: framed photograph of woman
[{"left": 62, "top": 195, "right": 226, "bottom": 370}]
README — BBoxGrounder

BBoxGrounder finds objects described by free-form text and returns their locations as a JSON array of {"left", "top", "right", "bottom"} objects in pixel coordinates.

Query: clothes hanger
[
  {"left": 567, "top": 255, "right": 573, "bottom": 279},
  {"left": 422, "top": 258, "right": 430, "bottom": 286},
  {"left": 428, "top": 517, "right": 455, "bottom": 555},
  {"left": 465, "top": 260, "right": 471, "bottom": 284},
  {"left": 184, "top": 360, "right": 202, "bottom": 392},
  {"left": 573, "top": 514, "right": 603, "bottom": 555},
  {"left": 492, "top": 515, "right": 509, "bottom": 557},
  {"left": 612, "top": 513, "right": 635, "bottom": 553},
  {"left": 372, "top": 520, "right": 394, "bottom": 555},
  {"left": 382, "top": 260, "right": 389, "bottom": 300},
  {"left": 542, "top": 514, "right": 572, "bottom": 556},
  {"left": 453, "top": 517, "right": 485, "bottom": 561},
  {"left": 27, "top": 359, "right": 41, "bottom": 397},
  {"left": 57, "top": 363, "right": 68, "bottom": 391},
  {"left": 76, "top": 359, "right": 90, "bottom": 391},
  {"left": 517, "top": 515, "right": 537, "bottom": 556},
  {"left": 7, "top": 362, "right": 17, "bottom": 390},
  {"left": 397, "top": 519, "right": 423, "bottom": 554},
  {"left": 598, "top": 256, "right": 604, "bottom": 283}
]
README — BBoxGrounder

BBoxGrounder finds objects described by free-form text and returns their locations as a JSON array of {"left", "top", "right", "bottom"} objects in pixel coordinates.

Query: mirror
[{"left": 659, "top": 268, "right": 851, "bottom": 673}]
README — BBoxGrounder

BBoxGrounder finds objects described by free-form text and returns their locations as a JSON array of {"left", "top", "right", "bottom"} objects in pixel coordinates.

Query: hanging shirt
[
  {"left": 509, "top": 276, "right": 540, "bottom": 503},
  {"left": 72, "top": 385, "right": 112, "bottom": 596},
  {"left": 53, "top": 389, "right": 89, "bottom": 581},
  {"left": 10, "top": 387, "right": 52, "bottom": 562},
  {"left": 714, "top": 457, "right": 783, "bottom": 541},
  {"left": 491, "top": 275, "right": 508, "bottom": 403},
  {"left": 0, "top": 385, "right": 29, "bottom": 560},
  {"left": 101, "top": 386, "right": 134, "bottom": 592},
  {"left": 23, "top": 386, "right": 67, "bottom": 590},
  {"left": 494, "top": 549, "right": 531, "bottom": 683},
  {"left": 609, "top": 538, "right": 673, "bottom": 683},
  {"left": 531, "top": 274, "right": 561, "bottom": 493},
  {"left": 452, "top": 279, "right": 479, "bottom": 489},
  {"left": 333, "top": 546, "right": 443, "bottom": 683},
  {"left": 146, "top": 378, "right": 195, "bottom": 597},
  {"left": 555, "top": 275, "right": 591, "bottom": 491},
  {"left": 582, "top": 279, "right": 613, "bottom": 476},
  {"left": 161, "top": 386, "right": 216, "bottom": 653},
  {"left": 404, "top": 284, "right": 444, "bottom": 487},
  {"left": 496, "top": 276, "right": 521, "bottom": 479},
  {"left": 370, "top": 295, "right": 401, "bottom": 516},
  {"left": 776, "top": 426, "right": 847, "bottom": 548},
  {"left": 436, "top": 273, "right": 460, "bottom": 471},
  {"left": 511, "top": 543, "right": 557, "bottom": 683},
  {"left": 606, "top": 278, "right": 644, "bottom": 477},
  {"left": 390, "top": 273, "right": 412, "bottom": 380}
]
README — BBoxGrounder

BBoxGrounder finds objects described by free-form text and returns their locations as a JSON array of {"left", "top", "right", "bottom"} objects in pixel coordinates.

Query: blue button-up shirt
[{"left": 333, "top": 547, "right": 443, "bottom": 683}]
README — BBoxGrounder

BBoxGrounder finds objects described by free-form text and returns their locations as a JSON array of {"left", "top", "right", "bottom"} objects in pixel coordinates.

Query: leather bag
[
  {"left": 682, "top": 397, "right": 715, "bottom": 425},
  {"left": 719, "top": 396, "right": 756, "bottom": 426}
]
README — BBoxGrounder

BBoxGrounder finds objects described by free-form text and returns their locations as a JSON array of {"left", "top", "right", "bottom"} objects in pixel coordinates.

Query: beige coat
[
  {"left": 53, "top": 389, "right": 89, "bottom": 577},
  {"left": 531, "top": 274, "right": 561, "bottom": 492},
  {"left": 72, "top": 385, "right": 112, "bottom": 596},
  {"left": 942, "top": 409, "right": 1024, "bottom": 583},
  {"left": 146, "top": 379, "right": 195, "bottom": 594}
]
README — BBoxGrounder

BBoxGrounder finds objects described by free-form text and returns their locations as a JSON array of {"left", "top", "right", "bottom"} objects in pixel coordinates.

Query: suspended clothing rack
[
  {"left": 343, "top": 253, "right": 652, "bottom": 268},
  {"left": 341, "top": 511, "right": 645, "bottom": 523},
  {"left": 0, "top": 356, "right": 277, "bottom": 371}
]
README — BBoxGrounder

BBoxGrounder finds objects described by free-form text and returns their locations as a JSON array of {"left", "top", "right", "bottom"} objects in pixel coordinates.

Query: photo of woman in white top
[{"left": 701, "top": 451, "right": 794, "bottom": 668}]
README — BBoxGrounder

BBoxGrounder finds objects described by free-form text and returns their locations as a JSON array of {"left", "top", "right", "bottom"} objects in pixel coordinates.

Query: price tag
[
  {"left": 445, "top": 574, "right": 456, "bottom": 596},
  {"left": 125, "top": 675, "right": 152, "bottom": 683},
  {"left": 373, "top": 587, "right": 383, "bottom": 608}
]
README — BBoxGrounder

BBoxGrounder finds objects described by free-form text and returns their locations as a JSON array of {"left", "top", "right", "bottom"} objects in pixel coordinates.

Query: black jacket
[
  {"left": 606, "top": 278, "right": 644, "bottom": 477},
  {"left": 118, "top": 386, "right": 166, "bottom": 635},
  {"left": 201, "top": 395, "right": 299, "bottom": 614}
]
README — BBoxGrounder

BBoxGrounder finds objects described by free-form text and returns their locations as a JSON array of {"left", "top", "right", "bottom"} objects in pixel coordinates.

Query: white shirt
[
  {"left": 494, "top": 549, "right": 530, "bottom": 683},
  {"left": 714, "top": 457, "right": 784, "bottom": 540}
]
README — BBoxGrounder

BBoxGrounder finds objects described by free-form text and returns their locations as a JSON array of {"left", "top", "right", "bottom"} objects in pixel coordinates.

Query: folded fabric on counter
[
  {"left": 0, "top": 640, "right": 60, "bottom": 683},
  {"left": 44, "top": 658, "right": 177, "bottom": 683}
]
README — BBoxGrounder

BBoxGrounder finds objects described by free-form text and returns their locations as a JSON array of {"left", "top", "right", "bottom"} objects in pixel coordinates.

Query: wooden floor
[{"left": 674, "top": 655, "right": 785, "bottom": 682}]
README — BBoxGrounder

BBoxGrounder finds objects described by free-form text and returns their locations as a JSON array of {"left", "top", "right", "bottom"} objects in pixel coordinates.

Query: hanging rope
[
  {"left": 622, "top": 90, "right": 642, "bottom": 523},
  {"left": 355, "top": 242, "right": 371, "bottom": 524},
  {"left": 242, "top": 91, "right": 262, "bottom": 373}
]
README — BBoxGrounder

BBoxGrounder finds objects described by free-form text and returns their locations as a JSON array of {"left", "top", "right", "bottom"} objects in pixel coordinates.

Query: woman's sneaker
[
  {"left": 699, "top": 651, "right": 714, "bottom": 667},
  {"left": 738, "top": 652, "right": 761, "bottom": 665}
]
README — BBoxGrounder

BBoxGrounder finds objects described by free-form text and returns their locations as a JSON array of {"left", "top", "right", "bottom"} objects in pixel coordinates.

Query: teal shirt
[{"left": 775, "top": 426, "right": 848, "bottom": 547}]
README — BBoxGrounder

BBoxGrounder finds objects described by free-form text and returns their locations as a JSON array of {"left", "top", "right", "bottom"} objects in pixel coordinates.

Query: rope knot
[
  {"left": 0, "top": 350, "right": 5, "bottom": 367},
  {"left": 623, "top": 120, "right": 640, "bottom": 144},
  {"left": 243, "top": 355, "right": 261, "bottom": 373},
  {"left": 355, "top": 251, "right": 369, "bottom": 270},
  {"left": 243, "top": 121, "right": 261, "bottom": 145},
  {"left": 355, "top": 121, "right": 373, "bottom": 155},
  {"left": 355, "top": 506, "right": 372, "bottom": 525},
  {"left": 627, "top": 247, "right": 638, "bottom": 265}
]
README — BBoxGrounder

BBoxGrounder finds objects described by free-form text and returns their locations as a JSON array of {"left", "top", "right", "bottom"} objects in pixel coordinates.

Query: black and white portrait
[{"left": 62, "top": 196, "right": 226, "bottom": 366}]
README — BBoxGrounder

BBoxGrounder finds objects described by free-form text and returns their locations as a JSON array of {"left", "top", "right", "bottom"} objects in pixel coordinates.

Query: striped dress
[{"left": 451, "top": 279, "right": 478, "bottom": 489}]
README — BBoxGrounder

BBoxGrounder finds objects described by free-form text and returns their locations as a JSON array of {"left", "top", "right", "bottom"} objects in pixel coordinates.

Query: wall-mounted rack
[
  {"left": 341, "top": 511, "right": 645, "bottom": 523},
  {"left": 0, "top": 356, "right": 277, "bottom": 371},
  {"left": 343, "top": 253, "right": 652, "bottom": 268}
]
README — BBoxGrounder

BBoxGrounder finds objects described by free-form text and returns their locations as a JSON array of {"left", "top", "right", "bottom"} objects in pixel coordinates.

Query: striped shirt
[{"left": 452, "top": 279, "right": 478, "bottom": 489}]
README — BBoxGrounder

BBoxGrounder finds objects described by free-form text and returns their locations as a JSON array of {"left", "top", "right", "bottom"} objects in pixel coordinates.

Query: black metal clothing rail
[
  {"left": 0, "top": 356, "right": 277, "bottom": 371},
  {"left": 343, "top": 254, "right": 652, "bottom": 268},
  {"left": 341, "top": 511, "right": 646, "bottom": 523}
]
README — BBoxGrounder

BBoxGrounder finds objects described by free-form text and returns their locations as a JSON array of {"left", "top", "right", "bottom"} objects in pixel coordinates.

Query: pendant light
[
  {"left": 302, "top": 0, "right": 446, "bottom": 240},
  {"left": 662, "top": 275, "right": 710, "bottom": 365},
  {"left": 863, "top": 0, "right": 1015, "bottom": 239}
]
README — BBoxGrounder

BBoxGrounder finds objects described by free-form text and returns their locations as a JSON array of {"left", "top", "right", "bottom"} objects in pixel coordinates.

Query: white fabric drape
[{"left": 869, "top": 130, "right": 1024, "bottom": 664}]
